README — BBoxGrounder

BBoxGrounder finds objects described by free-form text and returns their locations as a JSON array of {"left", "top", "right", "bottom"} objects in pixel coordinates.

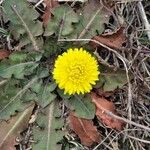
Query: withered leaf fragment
[
  {"left": 69, "top": 112, "right": 101, "bottom": 146},
  {"left": 90, "top": 27, "right": 126, "bottom": 49},
  {"left": 91, "top": 93, "right": 125, "bottom": 130}
]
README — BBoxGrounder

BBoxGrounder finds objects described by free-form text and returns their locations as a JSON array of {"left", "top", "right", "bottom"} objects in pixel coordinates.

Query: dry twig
[{"left": 137, "top": 1, "right": 150, "bottom": 40}]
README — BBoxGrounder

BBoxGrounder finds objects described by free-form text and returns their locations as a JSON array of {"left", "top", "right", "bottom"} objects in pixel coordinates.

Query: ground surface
[{"left": 0, "top": 0, "right": 150, "bottom": 150}]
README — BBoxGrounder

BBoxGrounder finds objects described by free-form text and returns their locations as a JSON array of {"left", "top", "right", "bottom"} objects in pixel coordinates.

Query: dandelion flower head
[{"left": 53, "top": 48, "right": 99, "bottom": 95}]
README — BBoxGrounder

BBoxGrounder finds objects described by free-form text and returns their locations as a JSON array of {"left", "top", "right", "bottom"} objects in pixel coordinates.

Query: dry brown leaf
[
  {"left": 42, "top": 0, "right": 59, "bottom": 26},
  {"left": 0, "top": 50, "right": 10, "bottom": 60},
  {"left": 102, "top": 0, "right": 115, "bottom": 8},
  {"left": 91, "top": 93, "right": 125, "bottom": 130},
  {"left": 0, "top": 104, "right": 34, "bottom": 150},
  {"left": 69, "top": 112, "right": 101, "bottom": 146},
  {"left": 90, "top": 27, "right": 126, "bottom": 49},
  {"left": 95, "top": 88, "right": 113, "bottom": 98}
]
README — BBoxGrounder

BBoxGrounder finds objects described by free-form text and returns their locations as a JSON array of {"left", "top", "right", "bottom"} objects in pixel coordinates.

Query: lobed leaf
[
  {"left": 32, "top": 101, "right": 64, "bottom": 150},
  {"left": 44, "top": 5, "right": 79, "bottom": 36},
  {"left": 65, "top": 95, "right": 95, "bottom": 119},
  {"left": 72, "top": 0, "right": 105, "bottom": 39},
  {"left": 0, "top": 78, "right": 37, "bottom": 120},
  {"left": 26, "top": 79, "right": 57, "bottom": 108},
  {"left": 98, "top": 66, "right": 129, "bottom": 92},
  {"left": 2, "top": 0, "right": 43, "bottom": 48},
  {"left": 0, "top": 51, "right": 42, "bottom": 79}
]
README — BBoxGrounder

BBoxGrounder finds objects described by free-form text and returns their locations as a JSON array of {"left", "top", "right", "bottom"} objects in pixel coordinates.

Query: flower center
[{"left": 68, "top": 64, "right": 86, "bottom": 83}]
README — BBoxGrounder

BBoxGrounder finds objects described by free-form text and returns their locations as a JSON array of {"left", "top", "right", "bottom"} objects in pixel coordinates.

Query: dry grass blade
[
  {"left": 46, "top": 101, "right": 54, "bottom": 150},
  {"left": 137, "top": 1, "right": 150, "bottom": 40}
]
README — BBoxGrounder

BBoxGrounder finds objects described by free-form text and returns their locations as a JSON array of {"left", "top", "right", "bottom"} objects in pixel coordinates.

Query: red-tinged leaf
[
  {"left": 90, "top": 27, "right": 126, "bottom": 49},
  {"left": 69, "top": 112, "right": 101, "bottom": 146},
  {"left": 42, "top": 0, "right": 59, "bottom": 26},
  {"left": 0, "top": 50, "right": 10, "bottom": 60},
  {"left": 0, "top": 103, "right": 34, "bottom": 150},
  {"left": 91, "top": 93, "right": 125, "bottom": 130}
]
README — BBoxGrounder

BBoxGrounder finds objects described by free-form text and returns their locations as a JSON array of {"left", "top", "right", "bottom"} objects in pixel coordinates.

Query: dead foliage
[
  {"left": 91, "top": 92, "right": 125, "bottom": 130},
  {"left": 69, "top": 112, "right": 101, "bottom": 146},
  {"left": 0, "top": 104, "right": 34, "bottom": 150},
  {"left": 42, "top": 0, "right": 59, "bottom": 26},
  {"left": 90, "top": 27, "right": 126, "bottom": 49},
  {"left": 0, "top": 50, "right": 10, "bottom": 60}
]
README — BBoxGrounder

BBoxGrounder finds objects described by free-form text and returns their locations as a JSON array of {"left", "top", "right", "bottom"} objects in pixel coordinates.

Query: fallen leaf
[
  {"left": 90, "top": 27, "right": 126, "bottom": 49},
  {"left": 0, "top": 50, "right": 10, "bottom": 60},
  {"left": 91, "top": 93, "right": 125, "bottom": 130},
  {"left": 102, "top": 0, "right": 115, "bottom": 8},
  {"left": 42, "top": 0, "right": 59, "bottom": 26},
  {"left": 0, "top": 103, "right": 34, "bottom": 150},
  {"left": 69, "top": 112, "right": 101, "bottom": 146},
  {"left": 95, "top": 88, "right": 113, "bottom": 97}
]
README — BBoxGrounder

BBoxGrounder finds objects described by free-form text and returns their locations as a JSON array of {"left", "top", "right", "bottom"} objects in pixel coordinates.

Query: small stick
[
  {"left": 127, "top": 135, "right": 150, "bottom": 144},
  {"left": 137, "top": 1, "right": 150, "bottom": 40},
  {"left": 106, "top": 111, "right": 150, "bottom": 132},
  {"left": 0, "top": 0, "right": 4, "bottom": 5},
  {"left": 46, "top": 101, "right": 55, "bottom": 150},
  {"left": 34, "top": 0, "right": 44, "bottom": 8},
  {"left": 0, "top": 80, "right": 7, "bottom": 86}
]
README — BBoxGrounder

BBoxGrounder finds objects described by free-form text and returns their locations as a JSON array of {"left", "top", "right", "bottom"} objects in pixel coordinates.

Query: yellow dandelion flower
[{"left": 53, "top": 48, "right": 100, "bottom": 95}]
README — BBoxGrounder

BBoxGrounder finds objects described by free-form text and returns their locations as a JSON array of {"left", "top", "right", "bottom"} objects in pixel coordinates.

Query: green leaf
[
  {"left": 0, "top": 61, "right": 37, "bottom": 79},
  {"left": 0, "top": 78, "right": 37, "bottom": 120},
  {"left": 0, "top": 52, "right": 42, "bottom": 79},
  {"left": 32, "top": 101, "right": 64, "bottom": 150},
  {"left": 3, "top": 0, "right": 43, "bottom": 47},
  {"left": 44, "top": 5, "right": 79, "bottom": 36},
  {"left": 57, "top": 88, "right": 71, "bottom": 100},
  {"left": 0, "top": 104, "right": 34, "bottom": 150},
  {"left": 19, "top": 35, "right": 44, "bottom": 50},
  {"left": 36, "top": 66, "right": 50, "bottom": 78},
  {"left": 71, "top": 0, "right": 105, "bottom": 39},
  {"left": 99, "top": 66, "right": 128, "bottom": 92},
  {"left": 37, "top": 87, "right": 56, "bottom": 108},
  {"left": 30, "top": 80, "right": 43, "bottom": 93},
  {"left": 9, "top": 52, "right": 27, "bottom": 63},
  {"left": 26, "top": 80, "right": 57, "bottom": 108},
  {"left": 65, "top": 95, "right": 95, "bottom": 119}
]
